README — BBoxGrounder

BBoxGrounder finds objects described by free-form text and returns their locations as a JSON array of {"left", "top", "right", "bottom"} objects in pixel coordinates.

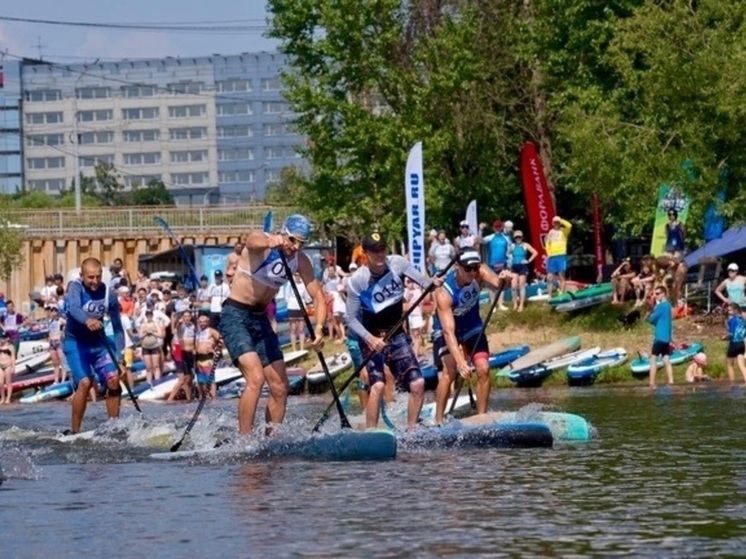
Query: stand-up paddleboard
[
  {"left": 17, "top": 340, "right": 50, "bottom": 361},
  {"left": 418, "top": 395, "right": 472, "bottom": 423},
  {"left": 567, "top": 348, "right": 628, "bottom": 386},
  {"left": 11, "top": 370, "right": 55, "bottom": 393},
  {"left": 398, "top": 422, "right": 553, "bottom": 450},
  {"left": 499, "top": 282, "right": 550, "bottom": 304},
  {"left": 508, "top": 346, "right": 602, "bottom": 387},
  {"left": 139, "top": 366, "right": 242, "bottom": 401},
  {"left": 150, "top": 429, "right": 397, "bottom": 461},
  {"left": 548, "top": 283, "right": 612, "bottom": 306},
  {"left": 306, "top": 352, "right": 353, "bottom": 384},
  {"left": 20, "top": 380, "right": 72, "bottom": 403},
  {"left": 14, "top": 352, "right": 51, "bottom": 374},
  {"left": 489, "top": 345, "right": 530, "bottom": 369},
  {"left": 459, "top": 410, "right": 590, "bottom": 442},
  {"left": 629, "top": 342, "right": 703, "bottom": 377},
  {"left": 283, "top": 349, "right": 308, "bottom": 366},
  {"left": 553, "top": 292, "right": 613, "bottom": 313},
  {"left": 496, "top": 337, "right": 582, "bottom": 387}
]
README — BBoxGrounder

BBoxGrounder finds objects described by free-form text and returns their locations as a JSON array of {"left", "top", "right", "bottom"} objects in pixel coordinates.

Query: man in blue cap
[{"left": 220, "top": 214, "right": 327, "bottom": 435}]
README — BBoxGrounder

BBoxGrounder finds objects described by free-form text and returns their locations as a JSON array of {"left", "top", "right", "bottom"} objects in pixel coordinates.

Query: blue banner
[
  {"left": 201, "top": 253, "right": 228, "bottom": 282},
  {"left": 703, "top": 167, "right": 728, "bottom": 242}
]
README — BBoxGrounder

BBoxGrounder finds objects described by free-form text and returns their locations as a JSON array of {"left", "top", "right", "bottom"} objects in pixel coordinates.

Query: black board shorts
[
  {"left": 651, "top": 341, "right": 671, "bottom": 356},
  {"left": 727, "top": 341, "right": 745, "bottom": 359}
]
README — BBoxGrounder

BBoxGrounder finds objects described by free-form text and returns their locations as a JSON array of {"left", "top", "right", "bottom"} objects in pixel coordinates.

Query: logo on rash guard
[{"left": 453, "top": 282, "right": 479, "bottom": 317}]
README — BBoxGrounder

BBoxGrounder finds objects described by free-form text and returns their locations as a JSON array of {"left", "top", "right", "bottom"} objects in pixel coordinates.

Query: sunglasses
[
  {"left": 460, "top": 225, "right": 469, "bottom": 229},
  {"left": 287, "top": 235, "right": 305, "bottom": 247},
  {"left": 462, "top": 265, "right": 480, "bottom": 273}
]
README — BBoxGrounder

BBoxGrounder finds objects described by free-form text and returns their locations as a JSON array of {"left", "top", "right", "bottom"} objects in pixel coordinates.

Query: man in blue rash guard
[
  {"left": 220, "top": 214, "right": 327, "bottom": 436},
  {"left": 345, "top": 232, "right": 444, "bottom": 430},
  {"left": 63, "top": 258, "right": 126, "bottom": 434}
]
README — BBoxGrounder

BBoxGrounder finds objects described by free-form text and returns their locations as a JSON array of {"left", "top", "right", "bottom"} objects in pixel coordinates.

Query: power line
[{"left": 0, "top": 15, "right": 270, "bottom": 34}]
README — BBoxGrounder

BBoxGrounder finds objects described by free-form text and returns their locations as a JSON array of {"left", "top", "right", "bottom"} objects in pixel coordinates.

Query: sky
[{"left": 0, "top": 0, "right": 279, "bottom": 63}]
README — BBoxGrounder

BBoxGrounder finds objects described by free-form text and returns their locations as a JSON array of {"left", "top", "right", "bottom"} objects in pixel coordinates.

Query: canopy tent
[{"left": 685, "top": 222, "right": 746, "bottom": 267}]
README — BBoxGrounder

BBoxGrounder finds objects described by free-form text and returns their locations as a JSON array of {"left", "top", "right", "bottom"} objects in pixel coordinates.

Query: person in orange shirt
[
  {"left": 351, "top": 244, "right": 368, "bottom": 267},
  {"left": 118, "top": 286, "right": 135, "bottom": 317}
]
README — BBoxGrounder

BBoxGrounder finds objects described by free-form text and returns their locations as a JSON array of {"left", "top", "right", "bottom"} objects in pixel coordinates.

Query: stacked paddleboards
[
  {"left": 549, "top": 283, "right": 613, "bottom": 313},
  {"left": 496, "top": 336, "right": 583, "bottom": 387},
  {"left": 566, "top": 348, "right": 628, "bottom": 386}
]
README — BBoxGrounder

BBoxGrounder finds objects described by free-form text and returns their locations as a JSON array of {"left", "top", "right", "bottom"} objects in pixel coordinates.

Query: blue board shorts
[
  {"left": 360, "top": 331, "right": 421, "bottom": 389},
  {"left": 220, "top": 299, "right": 284, "bottom": 367},
  {"left": 63, "top": 338, "right": 118, "bottom": 391},
  {"left": 433, "top": 329, "right": 490, "bottom": 371},
  {"left": 547, "top": 255, "right": 567, "bottom": 275}
]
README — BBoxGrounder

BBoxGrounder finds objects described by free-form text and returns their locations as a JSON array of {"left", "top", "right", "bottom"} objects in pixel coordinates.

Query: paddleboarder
[
  {"left": 62, "top": 258, "right": 126, "bottom": 434},
  {"left": 345, "top": 232, "right": 443, "bottom": 430},
  {"left": 432, "top": 248, "right": 511, "bottom": 424},
  {"left": 646, "top": 285, "right": 674, "bottom": 389},
  {"left": 220, "top": 214, "right": 326, "bottom": 435}
]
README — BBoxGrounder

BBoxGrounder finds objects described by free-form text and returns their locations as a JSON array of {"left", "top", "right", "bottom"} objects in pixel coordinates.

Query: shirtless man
[
  {"left": 220, "top": 214, "right": 326, "bottom": 435},
  {"left": 195, "top": 314, "right": 221, "bottom": 400},
  {"left": 225, "top": 241, "right": 246, "bottom": 285}
]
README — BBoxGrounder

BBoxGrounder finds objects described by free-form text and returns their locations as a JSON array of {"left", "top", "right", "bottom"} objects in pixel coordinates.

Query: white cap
[
  {"left": 349, "top": 263, "right": 358, "bottom": 271},
  {"left": 504, "top": 220, "right": 514, "bottom": 229},
  {"left": 459, "top": 220, "right": 469, "bottom": 227},
  {"left": 513, "top": 230, "right": 523, "bottom": 238},
  {"left": 728, "top": 263, "right": 739, "bottom": 272}
]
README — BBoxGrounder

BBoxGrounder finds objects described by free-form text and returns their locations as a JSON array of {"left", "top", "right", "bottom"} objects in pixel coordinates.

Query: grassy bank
[{"left": 298, "top": 300, "right": 734, "bottom": 389}]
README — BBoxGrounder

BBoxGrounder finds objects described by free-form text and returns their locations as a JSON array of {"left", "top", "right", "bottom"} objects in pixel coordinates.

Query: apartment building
[
  {"left": 0, "top": 60, "right": 23, "bottom": 194},
  {"left": 14, "top": 52, "right": 306, "bottom": 204}
]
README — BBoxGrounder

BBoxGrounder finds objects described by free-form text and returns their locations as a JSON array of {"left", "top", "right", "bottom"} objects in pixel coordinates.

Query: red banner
[
  {"left": 592, "top": 193, "right": 604, "bottom": 283},
  {"left": 520, "top": 141, "right": 556, "bottom": 274}
]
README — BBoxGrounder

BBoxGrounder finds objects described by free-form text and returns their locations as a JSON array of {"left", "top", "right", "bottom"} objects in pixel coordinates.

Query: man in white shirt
[{"left": 208, "top": 269, "right": 231, "bottom": 329}]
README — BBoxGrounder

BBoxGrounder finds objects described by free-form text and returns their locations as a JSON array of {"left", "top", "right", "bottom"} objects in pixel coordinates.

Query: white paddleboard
[
  {"left": 307, "top": 352, "right": 353, "bottom": 384},
  {"left": 17, "top": 340, "right": 50, "bottom": 361}
]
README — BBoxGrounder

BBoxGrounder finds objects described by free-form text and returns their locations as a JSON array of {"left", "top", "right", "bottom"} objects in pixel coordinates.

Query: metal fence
[{"left": 5, "top": 205, "right": 299, "bottom": 237}]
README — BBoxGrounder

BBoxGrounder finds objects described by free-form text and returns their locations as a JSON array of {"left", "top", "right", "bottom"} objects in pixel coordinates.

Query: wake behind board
[
  {"left": 398, "top": 422, "right": 553, "bottom": 450},
  {"left": 150, "top": 429, "right": 397, "bottom": 461}
]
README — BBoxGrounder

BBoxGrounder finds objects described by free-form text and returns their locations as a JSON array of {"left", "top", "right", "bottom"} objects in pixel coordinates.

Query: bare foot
[{"left": 649, "top": 384, "right": 656, "bottom": 390}]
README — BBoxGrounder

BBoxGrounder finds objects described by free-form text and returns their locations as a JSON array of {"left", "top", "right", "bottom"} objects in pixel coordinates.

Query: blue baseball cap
[{"left": 281, "top": 214, "right": 311, "bottom": 242}]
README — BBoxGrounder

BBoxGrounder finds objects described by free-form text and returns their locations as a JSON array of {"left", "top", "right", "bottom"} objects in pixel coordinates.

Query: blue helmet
[{"left": 281, "top": 214, "right": 311, "bottom": 242}]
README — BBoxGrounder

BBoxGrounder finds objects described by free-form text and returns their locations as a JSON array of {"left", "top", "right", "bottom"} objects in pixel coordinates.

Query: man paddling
[
  {"left": 63, "top": 258, "right": 126, "bottom": 434},
  {"left": 344, "top": 232, "right": 443, "bottom": 430},
  {"left": 432, "top": 248, "right": 511, "bottom": 425},
  {"left": 220, "top": 214, "right": 326, "bottom": 435}
]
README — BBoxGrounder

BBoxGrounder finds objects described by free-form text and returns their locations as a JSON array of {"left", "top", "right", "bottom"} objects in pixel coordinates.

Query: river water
[{"left": 1, "top": 384, "right": 745, "bottom": 558}]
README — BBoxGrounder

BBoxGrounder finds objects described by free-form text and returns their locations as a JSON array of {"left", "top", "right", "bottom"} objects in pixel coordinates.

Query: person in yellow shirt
[{"left": 545, "top": 216, "right": 572, "bottom": 299}]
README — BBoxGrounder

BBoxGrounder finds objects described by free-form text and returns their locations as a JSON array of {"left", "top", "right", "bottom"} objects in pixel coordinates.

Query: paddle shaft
[
  {"left": 170, "top": 343, "right": 223, "bottom": 452},
  {"left": 447, "top": 278, "right": 507, "bottom": 416},
  {"left": 278, "top": 251, "right": 351, "bottom": 429},
  {"left": 311, "top": 258, "right": 457, "bottom": 433},
  {"left": 100, "top": 332, "right": 142, "bottom": 414}
]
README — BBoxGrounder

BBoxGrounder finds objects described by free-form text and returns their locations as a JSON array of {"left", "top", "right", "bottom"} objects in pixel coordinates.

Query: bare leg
[
  {"left": 649, "top": 354, "right": 657, "bottom": 389},
  {"left": 237, "top": 352, "right": 265, "bottom": 435},
  {"left": 559, "top": 272, "right": 567, "bottom": 294},
  {"left": 738, "top": 355, "right": 746, "bottom": 383},
  {"left": 407, "top": 378, "right": 425, "bottom": 429},
  {"left": 474, "top": 358, "right": 490, "bottom": 414},
  {"left": 511, "top": 276, "right": 520, "bottom": 310},
  {"left": 366, "top": 381, "right": 385, "bottom": 428},
  {"left": 663, "top": 355, "right": 674, "bottom": 385},
  {"left": 435, "top": 361, "right": 456, "bottom": 424},
  {"left": 263, "top": 359, "right": 289, "bottom": 428},
  {"left": 105, "top": 377, "right": 121, "bottom": 419},
  {"left": 727, "top": 358, "right": 736, "bottom": 382},
  {"left": 72, "top": 377, "right": 93, "bottom": 433},
  {"left": 518, "top": 276, "right": 527, "bottom": 311},
  {"left": 547, "top": 273, "right": 556, "bottom": 299}
]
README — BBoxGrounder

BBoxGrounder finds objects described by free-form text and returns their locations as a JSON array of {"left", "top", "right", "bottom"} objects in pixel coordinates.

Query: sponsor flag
[
  {"left": 465, "top": 199, "right": 478, "bottom": 238},
  {"left": 520, "top": 141, "right": 556, "bottom": 274},
  {"left": 650, "top": 185, "right": 691, "bottom": 256},
  {"left": 405, "top": 142, "right": 426, "bottom": 273},
  {"left": 704, "top": 167, "right": 728, "bottom": 242},
  {"left": 592, "top": 193, "right": 604, "bottom": 283}
]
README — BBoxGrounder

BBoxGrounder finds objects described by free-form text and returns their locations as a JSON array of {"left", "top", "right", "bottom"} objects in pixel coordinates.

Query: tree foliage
[{"left": 268, "top": 0, "right": 746, "bottom": 248}]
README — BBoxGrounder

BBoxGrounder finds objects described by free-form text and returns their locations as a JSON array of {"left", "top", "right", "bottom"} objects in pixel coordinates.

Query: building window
[
  {"left": 123, "top": 152, "right": 162, "bottom": 165},
  {"left": 168, "top": 104, "right": 206, "bottom": 118},
  {"left": 26, "top": 112, "right": 63, "bottom": 125},
  {"left": 79, "top": 131, "right": 114, "bottom": 145},
  {"left": 216, "top": 125, "right": 251, "bottom": 138},
  {"left": 216, "top": 79, "right": 251, "bottom": 93},
  {"left": 216, "top": 102, "right": 251, "bottom": 116},
  {"left": 219, "top": 170, "right": 255, "bottom": 184},
  {"left": 78, "top": 110, "right": 113, "bottom": 122},
  {"left": 261, "top": 77, "right": 281, "bottom": 92},
  {"left": 122, "top": 107, "right": 159, "bottom": 120},
  {"left": 28, "top": 178, "right": 66, "bottom": 191},
  {"left": 26, "top": 134, "right": 64, "bottom": 147},
  {"left": 25, "top": 89, "right": 63, "bottom": 102},
  {"left": 263, "top": 123, "right": 286, "bottom": 137},
  {"left": 167, "top": 82, "right": 205, "bottom": 95},
  {"left": 217, "top": 147, "right": 253, "bottom": 161},
  {"left": 123, "top": 129, "right": 160, "bottom": 142},
  {"left": 266, "top": 169, "right": 281, "bottom": 183},
  {"left": 76, "top": 87, "right": 111, "bottom": 100},
  {"left": 263, "top": 102, "right": 284, "bottom": 114},
  {"left": 124, "top": 174, "right": 161, "bottom": 188},
  {"left": 171, "top": 172, "right": 209, "bottom": 186},
  {"left": 170, "top": 150, "right": 208, "bottom": 163},
  {"left": 27, "top": 157, "right": 65, "bottom": 169},
  {"left": 265, "top": 146, "right": 291, "bottom": 160},
  {"left": 122, "top": 85, "right": 156, "bottom": 98},
  {"left": 80, "top": 154, "right": 115, "bottom": 168},
  {"left": 169, "top": 127, "right": 207, "bottom": 140}
]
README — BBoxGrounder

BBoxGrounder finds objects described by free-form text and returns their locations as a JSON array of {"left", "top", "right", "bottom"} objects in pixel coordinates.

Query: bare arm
[
  {"left": 477, "top": 264, "right": 511, "bottom": 291},
  {"left": 525, "top": 243, "right": 538, "bottom": 263},
  {"left": 714, "top": 280, "right": 729, "bottom": 303}
]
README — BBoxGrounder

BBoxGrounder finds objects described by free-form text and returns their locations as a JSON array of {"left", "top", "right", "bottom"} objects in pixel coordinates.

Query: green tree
[
  {"left": 129, "top": 179, "right": 175, "bottom": 206},
  {"left": 263, "top": 167, "right": 306, "bottom": 206}
]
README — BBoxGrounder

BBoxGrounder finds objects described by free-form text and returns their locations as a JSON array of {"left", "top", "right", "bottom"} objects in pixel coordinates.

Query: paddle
[
  {"left": 447, "top": 278, "right": 506, "bottom": 416},
  {"left": 100, "top": 332, "right": 142, "bottom": 414},
  {"left": 311, "top": 258, "right": 457, "bottom": 433},
  {"left": 154, "top": 216, "right": 201, "bottom": 292},
  {"left": 170, "top": 343, "right": 223, "bottom": 452},
  {"left": 278, "top": 250, "right": 351, "bottom": 429}
]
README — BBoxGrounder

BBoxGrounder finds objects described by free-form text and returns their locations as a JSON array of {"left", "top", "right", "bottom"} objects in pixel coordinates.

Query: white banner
[
  {"left": 465, "top": 199, "right": 478, "bottom": 237},
  {"left": 405, "top": 142, "right": 426, "bottom": 273}
]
